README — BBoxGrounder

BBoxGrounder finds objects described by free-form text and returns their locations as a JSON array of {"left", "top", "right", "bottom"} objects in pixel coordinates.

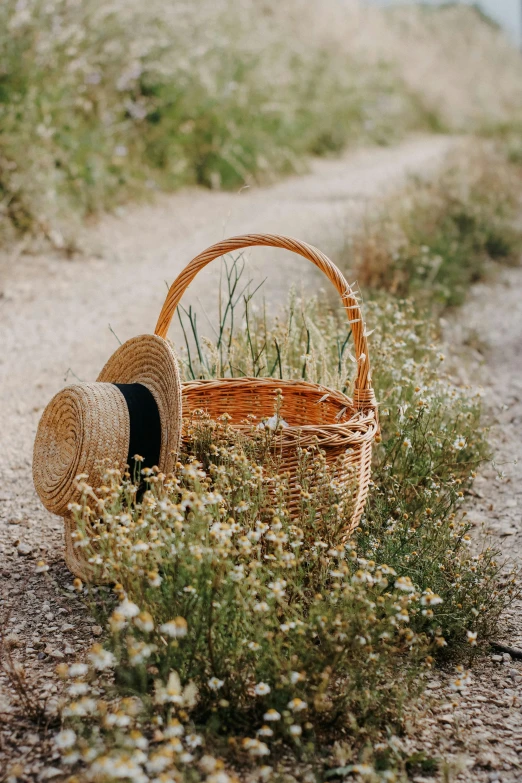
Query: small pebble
[
  {"left": 42, "top": 767, "right": 62, "bottom": 779},
  {"left": 92, "top": 625, "right": 103, "bottom": 637},
  {"left": 491, "top": 655, "right": 503, "bottom": 662}
]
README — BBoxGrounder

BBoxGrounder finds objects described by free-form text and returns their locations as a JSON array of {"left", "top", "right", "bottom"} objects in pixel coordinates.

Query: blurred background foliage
[{"left": 1, "top": 0, "right": 522, "bottom": 243}]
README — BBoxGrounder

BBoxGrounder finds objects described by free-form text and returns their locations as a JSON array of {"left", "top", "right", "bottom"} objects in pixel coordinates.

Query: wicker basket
[{"left": 156, "top": 234, "right": 378, "bottom": 538}]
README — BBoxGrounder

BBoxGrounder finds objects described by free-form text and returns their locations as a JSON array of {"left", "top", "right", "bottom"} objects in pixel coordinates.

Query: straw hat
[{"left": 33, "top": 334, "right": 182, "bottom": 579}]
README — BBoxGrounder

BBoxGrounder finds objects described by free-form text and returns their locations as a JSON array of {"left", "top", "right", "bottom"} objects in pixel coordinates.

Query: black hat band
[{"left": 114, "top": 383, "right": 161, "bottom": 478}]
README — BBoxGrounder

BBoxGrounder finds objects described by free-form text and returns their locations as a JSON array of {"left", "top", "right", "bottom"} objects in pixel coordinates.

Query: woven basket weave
[{"left": 156, "top": 234, "right": 379, "bottom": 538}]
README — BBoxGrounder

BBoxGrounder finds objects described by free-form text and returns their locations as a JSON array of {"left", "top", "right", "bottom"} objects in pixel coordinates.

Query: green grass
[
  {"left": 347, "top": 145, "right": 522, "bottom": 308},
  {"left": 3, "top": 1, "right": 522, "bottom": 245},
  {"left": 0, "top": 0, "right": 428, "bottom": 244}
]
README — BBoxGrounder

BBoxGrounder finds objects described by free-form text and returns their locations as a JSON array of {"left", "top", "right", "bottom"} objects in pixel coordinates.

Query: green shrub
[
  {"left": 359, "top": 300, "right": 510, "bottom": 650},
  {"left": 66, "top": 441, "right": 431, "bottom": 736},
  {"left": 349, "top": 146, "right": 522, "bottom": 307},
  {"left": 5, "top": 1, "right": 522, "bottom": 242}
]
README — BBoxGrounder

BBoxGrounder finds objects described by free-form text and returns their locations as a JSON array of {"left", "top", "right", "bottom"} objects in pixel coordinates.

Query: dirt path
[
  {"left": 399, "top": 264, "right": 522, "bottom": 782},
  {"left": 2, "top": 134, "right": 521, "bottom": 781}
]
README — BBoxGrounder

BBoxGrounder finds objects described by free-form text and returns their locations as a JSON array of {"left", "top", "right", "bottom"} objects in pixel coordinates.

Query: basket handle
[{"left": 155, "top": 234, "right": 375, "bottom": 408}]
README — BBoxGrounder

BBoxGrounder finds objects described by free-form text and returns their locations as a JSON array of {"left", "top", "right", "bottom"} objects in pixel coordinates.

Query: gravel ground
[
  {"left": 1, "top": 135, "right": 521, "bottom": 781},
  {"left": 400, "top": 264, "right": 522, "bottom": 782}
]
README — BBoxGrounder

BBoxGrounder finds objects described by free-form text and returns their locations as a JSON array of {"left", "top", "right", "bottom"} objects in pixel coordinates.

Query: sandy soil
[
  {"left": 1, "top": 134, "right": 520, "bottom": 781},
  {"left": 401, "top": 264, "right": 522, "bottom": 783}
]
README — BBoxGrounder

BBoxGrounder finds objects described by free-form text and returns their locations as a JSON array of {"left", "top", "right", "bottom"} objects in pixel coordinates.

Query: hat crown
[{"left": 33, "top": 383, "right": 130, "bottom": 516}]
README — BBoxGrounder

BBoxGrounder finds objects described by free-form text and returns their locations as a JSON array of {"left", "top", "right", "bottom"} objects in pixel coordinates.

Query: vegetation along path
[
  {"left": 401, "top": 262, "right": 522, "bottom": 782},
  {"left": 1, "top": 134, "right": 521, "bottom": 780}
]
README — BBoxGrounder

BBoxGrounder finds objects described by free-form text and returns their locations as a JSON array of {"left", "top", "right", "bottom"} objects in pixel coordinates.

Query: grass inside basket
[{"left": 157, "top": 234, "right": 379, "bottom": 536}]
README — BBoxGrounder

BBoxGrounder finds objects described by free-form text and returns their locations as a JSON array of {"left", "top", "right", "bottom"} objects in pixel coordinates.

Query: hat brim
[{"left": 97, "top": 334, "right": 182, "bottom": 475}]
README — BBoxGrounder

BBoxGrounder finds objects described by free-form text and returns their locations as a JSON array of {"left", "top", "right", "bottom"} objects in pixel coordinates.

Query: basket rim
[
  {"left": 182, "top": 375, "right": 352, "bottom": 398},
  {"left": 182, "top": 376, "right": 354, "bottom": 414},
  {"left": 181, "top": 375, "right": 378, "bottom": 443}
]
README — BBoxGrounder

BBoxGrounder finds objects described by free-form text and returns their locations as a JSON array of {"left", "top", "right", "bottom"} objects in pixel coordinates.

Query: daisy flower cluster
[
  {"left": 355, "top": 299, "right": 518, "bottom": 650},
  {"left": 60, "top": 417, "right": 445, "bottom": 779},
  {"left": 54, "top": 294, "right": 519, "bottom": 780}
]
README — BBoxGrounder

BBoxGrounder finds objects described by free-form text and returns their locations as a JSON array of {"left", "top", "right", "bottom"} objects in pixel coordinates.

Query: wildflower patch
[{"left": 50, "top": 292, "right": 517, "bottom": 780}]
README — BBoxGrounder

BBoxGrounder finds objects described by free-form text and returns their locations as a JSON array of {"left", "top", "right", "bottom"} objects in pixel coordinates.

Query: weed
[
  {"left": 358, "top": 300, "right": 514, "bottom": 652},
  {"left": 176, "top": 281, "right": 515, "bottom": 653},
  {"left": 347, "top": 145, "right": 522, "bottom": 308},
  {"left": 0, "top": 596, "right": 49, "bottom": 725}
]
